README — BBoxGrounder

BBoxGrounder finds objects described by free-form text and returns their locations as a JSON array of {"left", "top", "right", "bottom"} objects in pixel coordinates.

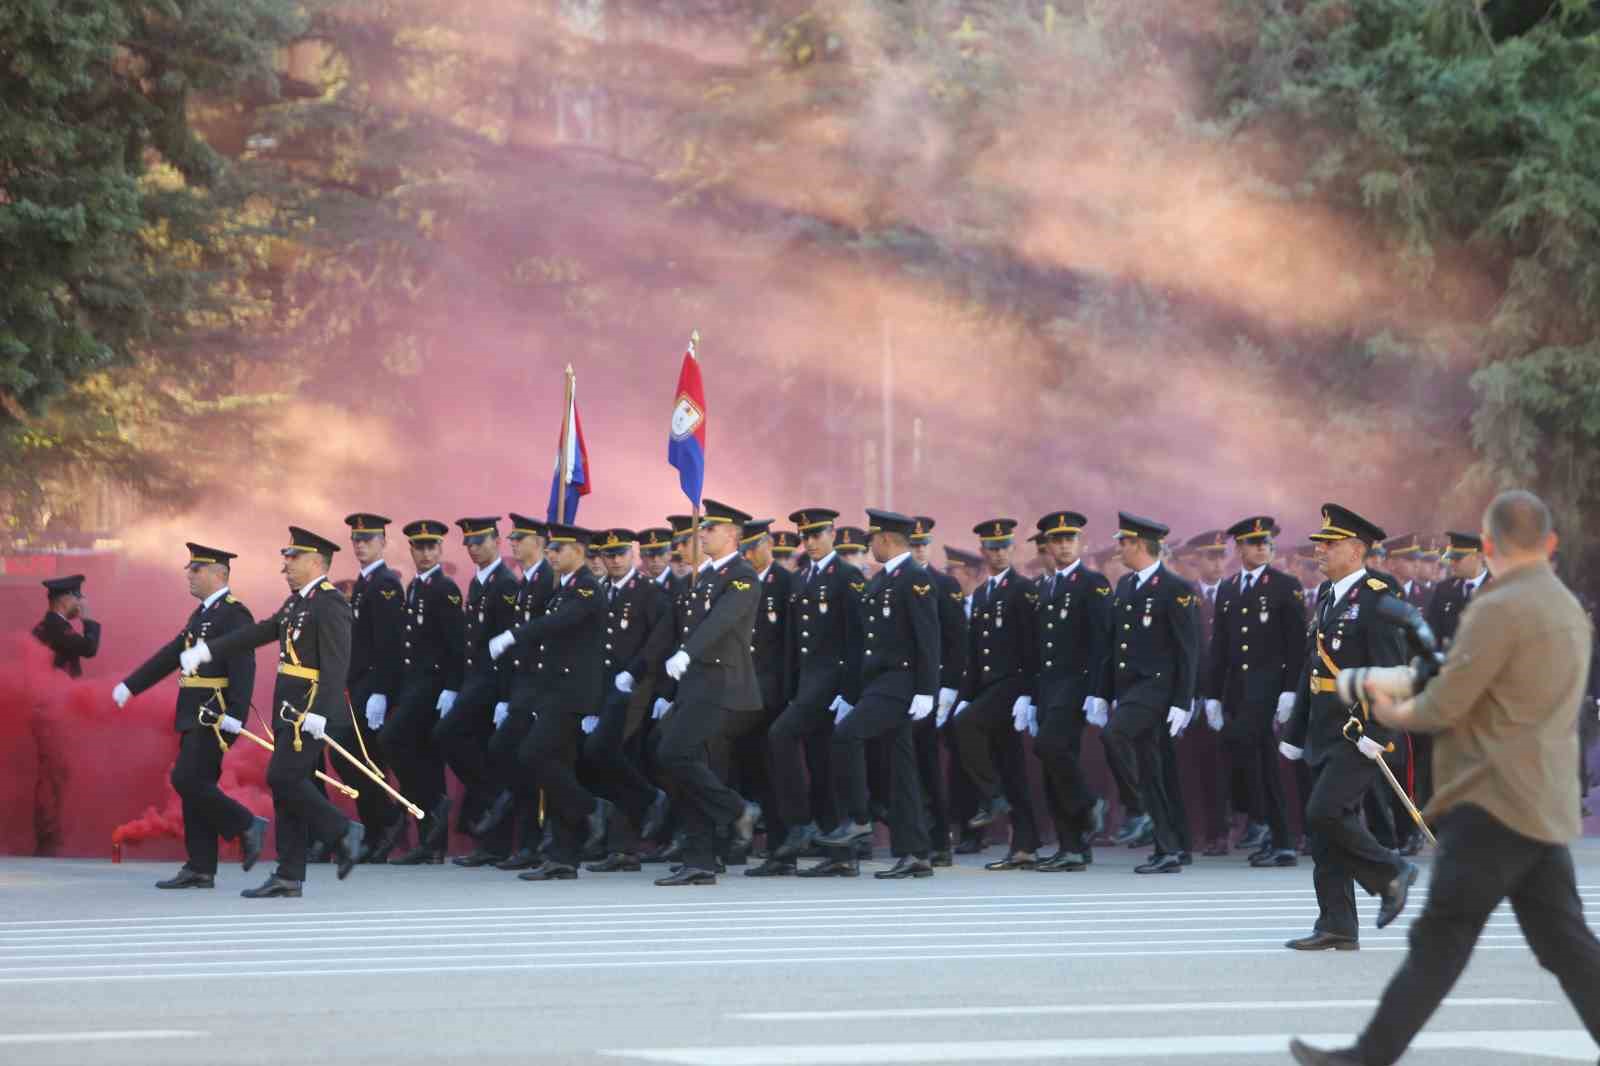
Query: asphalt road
[{"left": 0, "top": 843, "right": 1596, "bottom": 1066}]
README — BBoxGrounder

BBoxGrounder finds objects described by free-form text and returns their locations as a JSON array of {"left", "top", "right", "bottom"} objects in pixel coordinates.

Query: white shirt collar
[
  {"left": 1056, "top": 559, "right": 1082, "bottom": 580},
  {"left": 1465, "top": 569, "right": 1488, "bottom": 591},
  {"left": 655, "top": 569, "right": 672, "bottom": 586},
  {"left": 756, "top": 564, "right": 772, "bottom": 582},
  {"left": 297, "top": 574, "right": 326, "bottom": 598},
  {"left": 810, "top": 551, "right": 837, "bottom": 576},
  {"left": 201, "top": 586, "right": 231, "bottom": 610},
  {"left": 883, "top": 551, "right": 911, "bottom": 575},
  {"left": 559, "top": 569, "right": 575, "bottom": 587},
  {"left": 360, "top": 558, "right": 386, "bottom": 579},
  {"left": 611, "top": 568, "right": 637, "bottom": 590},
  {"left": 987, "top": 566, "right": 1012, "bottom": 586},
  {"left": 710, "top": 551, "right": 738, "bottom": 571},
  {"left": 1134, "top": 560, "right": 1160, "bottom": 587},
  {"left": 1331, "top": 567, "right": 1368, "bottom": 604},
  {"left": 475, "top": 557, "right": 503, "bottom": 584},
  {"left": 523, "top": 559, "right": 544, "bottom": 580},
  {"left": 416, "top": 564, "right": 441, "bottom": 583},
  {"left": 1401, "top": 578, "right": 1414, "bottom": 595}
]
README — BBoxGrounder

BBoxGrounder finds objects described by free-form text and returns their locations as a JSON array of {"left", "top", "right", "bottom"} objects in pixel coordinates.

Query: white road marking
[
  {"left": 0, "top": 1030, "right": 206, "bottom": 1046},
  {"left": 730, "top": 997, "right": 1542, "bottom": 1021}
]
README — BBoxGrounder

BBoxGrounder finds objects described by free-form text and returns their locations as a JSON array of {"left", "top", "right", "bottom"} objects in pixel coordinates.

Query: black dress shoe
[
  {"left": 1288, "top": 1037, "right": 1366, "bottom": 1064},
  {"left": 813, "top": 820, "right": 873, "bottom": 848},
  {"left": 241, "top": 875, "right": 302, "bottom": 898},
  {"left": 305, "top": 841, "right": 332, "bottom": 864},
  {"left": 1250, "top": 848, "right": 1299, "bottom": 868},
  {"left": 586, "top": 852, "right": 642, "bottom": 873},
  {"left": 470, "top": 790, "right": 515, "bottom": 838},
  {"left": 519, "top": 860, "right": 577, "bottom": 881},
  {"left": 640, "top": 789, "right": 671, "bottom": 842},
  {"left": 1135, "top": 853, "right": 1183, "bottom": 874},
  {"left": 1110, "top": 813, "right": 1149, "bottom": 846},
  {"left": 655, "top": 866, "right": 717, "bottom": 886},
  {"left": 875, "top": 856, "right": 933, "bottom": 879},
  {"left": 1036, "top": 851, "right": 1088, "bottom": 872},
  {"left": 745, "top": 858, "right": 796, "bottom": 877},
  {"left": 644, "top": 834, "right": 686, "bottom": 864},
  {"left": 1285, "top": 931, "right": 1359, "bottom": 951},
  {"left": 671, "top": 858, "right": 727, "bottom": 875},
  {"left": 1177, "top": 850, "right": 1193, "bottom": 866},
  {"left": 495, "top": 848, "right": 541, "bottom": 871},
  {"left": 796, "top": 858, "right": 859, "bottom": 878},
  {"left": 722, "top": 845, "right": 750, "bottom": 867},
  {"left": 1377, "top": 861, "right": 1419, "bottom": 929},
  {"left": 729, "top": 801, "right": 760, "bottom": 849},
  {"left": 1237, "top": 822, "right": 1270, "bottom": 852},
  {"left": 451, "top": 847, "right": 508, "bottom": 868},
  {"left": 929, "top": 850, "right": 953, "bottom": 867},
  {"left": 967, "top": 795, "right": 1011, "bottom": 830},
  {"left": 984, "top": 851, "right": 1037, "bottom": 871},
  {"left": 389, "top": 846, "right": 444, "bottom": 865},
  {"left": 770, "top": 824, "right": 816, "bottom": 861},
  {"left": 156, "top": 867, "right": 215, "bottom": 890},
  {"left": 239, "top": 816, "right": 269, "bottom": 873},
  {"left": 335, "top": 822, "right": 364, "bottom": 880},
  {"left": 954, "top": 833, "right": 988, "bottom": 855},
  {"left": 359, "top": 819, "right": 405, "bottom": 864},
  {"left": 423, "top": 797, "right": 452, "bottom": 851}
]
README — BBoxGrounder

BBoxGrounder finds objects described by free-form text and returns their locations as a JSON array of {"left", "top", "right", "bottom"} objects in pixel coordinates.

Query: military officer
[
  {"left": 1028, "top": 511, "right": 1112, "bottom": 871},
  {"left": 1384, "top": 534, "right": 1430, "bottom": 608},
  {"left": 1089, "top": 513, "right": 1200, "bottom": 874},
  {"left": 436, "top": 517, "right": 521, "bottom": 866},
  {"left": 948, "top": 518, "right": 1045, "bottom": 870},
  {"left": 907, "top": 518, "right": 963, "bottom": 865},
  {"left": 182, "top": 528, "right": 362, "bottom": 897},
  {"left": 1181, "top": 529, "right": 1232, "bottom": 857},
  {"left": 741, "top": 518, "right": 800, "bottom": 877},
  {"left": 33, "top": 575, "right": 100, "bottom": 677},
  {"left": 835, "top": 525, "right": 872, "bottom": 573},
  {"left": 1412, "top": 530, "right": 1490, "bottom": 820},
  {"left": 1203, "top": 517, "right": 1306, "bottom": 867},
  {"left": 940, "top": 544, "right": 991, "bottom": 852},
  {"left": 1280, "top": 504, "right": 1417, "bottom": 950},
  {"left": 667, "top": 515, "right": 696, "bottom": 582},
  {"left": 638, "top": 527, "right": 676, "bottom": 588},
  {"left": 113, "top": 543, "right": 265, "bottom": 889},
  {"left": 772, "top": 530, "right": 803, "bottom": 572},
  {"left": 385, "top": 520, "right": 465, "bottom": 865}
]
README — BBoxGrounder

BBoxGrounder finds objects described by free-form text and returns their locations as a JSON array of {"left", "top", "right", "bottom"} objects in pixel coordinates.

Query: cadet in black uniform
[
  {"left": 940, "top": 545, "right": 990, "bottom": 852},
  {"left": 337, "top": 514, "right": 407, "bottom": 862},
  {"left": 1413, "top": 531, "right": 1490, "bottom": 821},
  {"left": 638, "top": 527, "right": 676, "bottom": 587},
  {"left": 1281, "top": 504, "right": 1416, "bottom": 950},
  {"left": 33, "top": 575, "right": 100, "bottom": 677},
  {"left": 907, "top": 518, "right": 963, "bottom": 866},
  {"left": 384, "top": 520, "right": 464, "bottom": 864},
  {"left": 477, "top": 513, "right": 555, "bottom": 869},
  {"left": 950, "top": 518, "right": 1045, "bottom": 870},
  {"left": 114, "top": 543, "right": 265, "bottom": 889},
  {"left": 1180, "top": 530, "right": 1231, "bottom": 858},
  {"left": 741, "top": 519, "right": 800, "bottom": 877},
  {"left": 437, "top": 517, "right": 521, "bottom": 866},
  {"left": 771, "top": 530, "right": 803, "bottom": 572},
  {"left": 767, "top": 507, "right": 864, "bottom": 870},
  {"left": 183, "top": 527, "right": 362, "bottom": 897},
  {"left": 811, "top": 509, "right": 939, "bottom": 880},
  {"left": 1203, "top": 517, "right": 1306, "bottom": 868},
  {"left": 1029, "top": 512, "right": 1112, "bottom": 871},
  {"left": 653, "top": 500, "right": 761, "bottom": 885},
  {"left": 1090, "top": 513, "right": 1200, "bottom": 875}
]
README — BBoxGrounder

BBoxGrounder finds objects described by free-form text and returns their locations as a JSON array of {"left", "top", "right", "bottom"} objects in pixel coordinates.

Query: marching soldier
[
  {"left": 1280, "top": 504, "right": 1416, "bottom": 950},
  {"left": 907, "top": 519, "right": 963, "bottom": 865},
  {"left": 740, "top": 518, "right": 799, "bottom": 877},
  {"left": 948, "top": 518, "right": 1045, "bottom": 870},
  {"left": 112, "top": 543, "right": 266, "bottom": 889},
  {"left": 1029, "top": 511, "right": 1111, "bottom": 871},
  {"left": 384, "top": 520, "right": 464, "bottom": 865},
  {"left": 766, "top": 507, "right": 864, "bottom": 874},
  {"left": 33, "top": 575, "right": 100, "bottom": 677},
  {"left": 667, "top": 515, "right": 696, "bottom": 583},
  {"left": 340, "top": 514, "right": 406, "bottom": 862},
  {"left": 637, "top": 527, "right": 676, "bottom": 590},
  {"left": 181, "top": 527, "right": 363, "bottom": 897},
  {"left": 1203, "top": 517, "right": 1306, "bottom": 868},
  {"left": 487, "top": 523, "right": 610, "bottom": 881},
  {"left": 1181, "top": 529, "right": 1232, "bottom": 857},
  {"left": 1089, "top": 513, "right": 1199, "bottom": 874},
  {"left": 941, "top": 544, "right": 991, "bottom": 853},
  {"left": 436, "top": 516, "right": 520, "bottom": 866}
]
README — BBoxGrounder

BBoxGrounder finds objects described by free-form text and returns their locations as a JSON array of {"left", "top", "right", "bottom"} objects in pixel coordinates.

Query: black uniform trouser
[
  {"left": 945, "top": 724, "right": 981, "bottom": 833},
  {"left": 656, "top": 690, "right": 747, "bottom": 872},
  {"left": 769, "top": 672, "right": 840, "bottom": 830},
  {"left": 912, "top": 715, "right": 952, "bottom": 850},
  {"left": 266, "top": 724, "right": 350, "bottom": 881},
  {"left": 170, "top": 728, "right": 254, "bottom": 875},
  {"left": 952, "top": 677, "right": 1042, "bottom": 853},
  {"left": 1103, "top": 702, "right": 1185, "bottom": 857},
  {"left": 1305, "top": 752, "right": 1407, "bottom": 939},
  {"left": 1356, "top": 804, "right": 1600, "bottom": 1065},
  {"left": 327, "top": 681, "right": 397, "bottom": 834},
  {"left": 582, "top": 686, "right": 658, "bottom": 833},
  {"left": 379, "top": 674, "right": 447, "bottom": 849},
  {"left": 831, "top": 673, "right": 928, "bottom": 858},
  {"left": 484, "top": 673, "right": 542, "bottom": 855},
  {"left": 1222, "top": 708, "right": 1290, "bottom": 849},
  {"left": 433, "top": 669, "right": 499, "bottom": 832},
  {"left": 1411, "top": 733, "right": 1434, "bottom": 810},
  {"left": 519, "top": 708, "right": 594, "bottom": 866},
  {"left": 1181, "top": 723, "right": 1229, "bottom": 842},
  {"left": 1033, "top": 700, "right": 1098, "bottom": 847},
  {"left": 1102, "top": 730, "right": 1144, "bottom": 817}
]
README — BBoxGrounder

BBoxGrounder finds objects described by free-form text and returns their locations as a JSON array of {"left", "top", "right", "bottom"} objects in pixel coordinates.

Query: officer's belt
[
  {"left": 277, "top": 663, "right": 321, "bottom": 681},
  {"left": 1308, "top": 675, "right": 1338, "bottom": 694},
  {"left": 179, "top": 676, "right": 228, "bottom": 690}
]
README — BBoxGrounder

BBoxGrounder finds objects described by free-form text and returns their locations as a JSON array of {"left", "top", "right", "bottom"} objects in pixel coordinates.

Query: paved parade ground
[{"left": 0, "top": 846, "right": 1596, "bottom": 1066}]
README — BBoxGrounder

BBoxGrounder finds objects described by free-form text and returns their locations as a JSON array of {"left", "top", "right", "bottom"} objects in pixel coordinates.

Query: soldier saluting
[
  {"left": 33, "top": 575, "right": 100, "bottom": 677},
  {"left": 181, "top": 527, "right": 363, "bottom": 898}
]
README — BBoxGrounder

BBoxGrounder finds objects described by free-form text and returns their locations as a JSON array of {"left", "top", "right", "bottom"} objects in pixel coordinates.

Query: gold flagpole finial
[{"left": 689, "top": 329, "right": 700, "bottom": 354}]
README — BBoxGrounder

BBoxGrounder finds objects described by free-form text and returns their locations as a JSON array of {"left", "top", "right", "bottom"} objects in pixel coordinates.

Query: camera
[{"left": 1334, "top": 595, "right": 1446, "bottom": 705}]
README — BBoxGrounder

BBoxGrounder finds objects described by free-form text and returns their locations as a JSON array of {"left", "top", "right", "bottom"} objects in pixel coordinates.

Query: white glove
[
  {"left": 1355, "top": 735, "right": 1385, "bottom": 761},
  {"left": 112, "top": 683, "right": 131, "bottom": 708},
  {"left": 936, "top": 700, "right": 953, "bottom": 728},
  {"left": 302, "top": 712, "right": 328, "bottom": 739},
  {"left": 1276, "top": 691, "right": 1297, "bottom": 723},
  {"left": 831, "top": 695, "right": 854, "bottom": 725},
  {"left": 581, "top": 715, "right": 600, "bottom": 734},
  {"left": 218, "top": 715, "right": 243, "bottom": 735},
  {"left": 953, "top": 699, "right": 971, "bottom": 719},
  {"left": 488, "top": 631, "right": 516, "bottom": 660},
  {"left": 909, "top": 694, "right": 935, "bottom": 721},
  {"left": 1083, "top": 696, "right": 1109, "bottom": 728},
  {"left": 1279, "top": 741, "right": 1304, "bottom": 761},
  {"left": 1011, "top": 696, "right": 1033, "bottom": 732},
  {"left": 665, "top": 650, "right": 691, "bottom": 681},
  {"left": 937, "top": 687, "right": 957, "bottom": 718},
  {"left": 493, "top": 702, "right": 509, "bottom": 728},
  {"left": 178, "top": 640, "right": 212, "bottom": 676},
  {"left": 1204, "top": 699, "right": 1223, "bottom": 732},
  {"left": 615, "top": 671, "right": 634, "bottom": 694},
  {"left": 652, "top": 698, "right": 673, "bottom": 720},
  {"left": 1026, "top": 704, "right": 1039, "bottom": 737},
  {"left": 365, "top": 693, "right": 388, "bottom": 731},
  {"left": 436, "top": 689, "right": 458, "bottom": 716},
  {"left": 1167, "top": 705, "right": 1191, "bottom": 737}
]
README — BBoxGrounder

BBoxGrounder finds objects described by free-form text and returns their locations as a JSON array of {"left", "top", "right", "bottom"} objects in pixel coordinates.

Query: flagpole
[
  {"left": 687, "top": 331, "right": 701, "bottom": 588},
  {"left": 557, "top": 363, "right": 574, "bottom": 523}
]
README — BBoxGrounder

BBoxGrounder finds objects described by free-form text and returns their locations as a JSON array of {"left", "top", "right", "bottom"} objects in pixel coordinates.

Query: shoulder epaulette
[
  {"left": 224, "top": 594, "right": 238, "bottom": 604},
  {"left": 1366, "top": 578, "right": 1389, "bottom": 592},
  {"left": 320, "top": 581, "right": 336, "bottom": 592}
]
